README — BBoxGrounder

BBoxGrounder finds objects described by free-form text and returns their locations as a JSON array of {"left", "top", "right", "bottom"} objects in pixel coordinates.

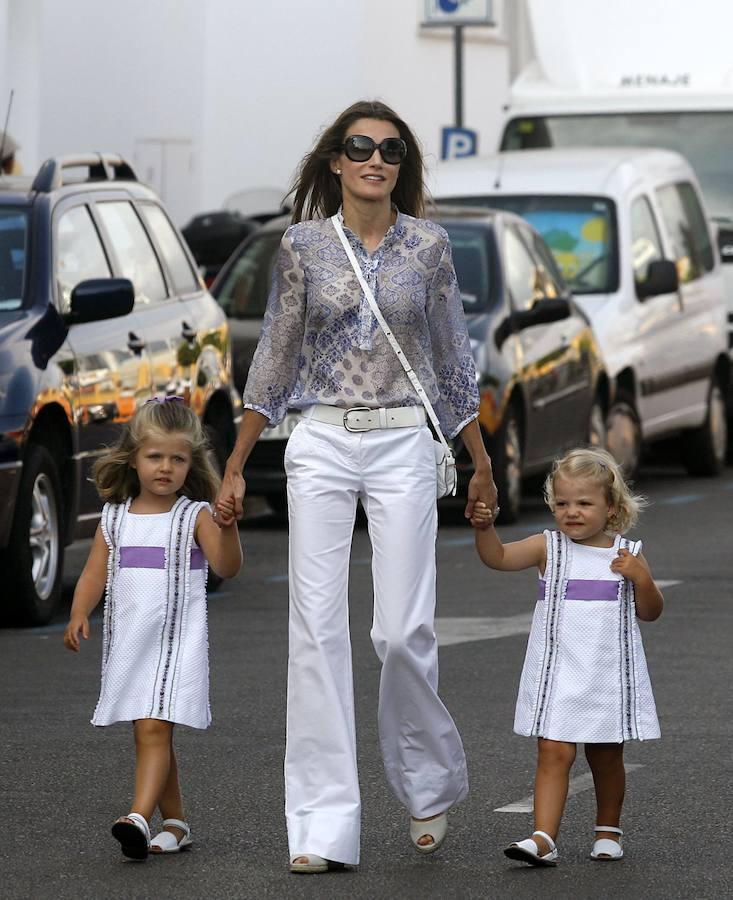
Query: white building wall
[{"left": 2, "top": 0, "right": 511, "bottom": 224}]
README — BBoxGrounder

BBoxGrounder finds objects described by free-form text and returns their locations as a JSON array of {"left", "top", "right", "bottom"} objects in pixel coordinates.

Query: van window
[
  {"left": 630, "top": 196, "right": 664, "bottom": 291},
  {"left": 448, "top": 195, "right": 617, "bottom": 295},
  {"left": 500, "top": 111, "right": 733, "bottom": 216},
  {"left": 504, "top": 226, "right": 543, "bottom": 310},
  {"left": 97, "top": 201, "right": 167, "bottom": 304},
  {"left": 139, "top": 203, "right": 200, "bottom": 295},
  {"left": 656, "top": 182, "right": 714, "bottom": 284},
  {"left": 56, "top": 205, "right": 112, "bottom": 314}
]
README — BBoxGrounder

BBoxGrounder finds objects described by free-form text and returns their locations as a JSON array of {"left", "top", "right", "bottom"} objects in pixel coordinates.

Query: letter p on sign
[{"left": 442, "top": 127, "right": 477, "bottom": 160}]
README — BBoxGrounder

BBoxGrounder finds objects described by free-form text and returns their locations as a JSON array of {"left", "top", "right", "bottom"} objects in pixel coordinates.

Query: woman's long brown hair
[{"left": 288, "top": 100, "right": 425, "bottom": 222}]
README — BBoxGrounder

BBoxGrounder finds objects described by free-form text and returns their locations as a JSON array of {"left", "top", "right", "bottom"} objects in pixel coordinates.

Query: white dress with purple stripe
[
  {"left": 91, "top": 496, "right": 211, "bottom": 729},
  {"left": 514, "top": 530, "right": 660, "bottom": 743}
]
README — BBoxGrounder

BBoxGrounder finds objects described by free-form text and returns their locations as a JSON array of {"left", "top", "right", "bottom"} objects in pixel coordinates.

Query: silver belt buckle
[{"left": 343, "top": 406, "right": 373, "bottom": 432}]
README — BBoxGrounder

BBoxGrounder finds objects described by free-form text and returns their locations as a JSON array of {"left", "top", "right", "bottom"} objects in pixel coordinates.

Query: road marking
[
  {"left": 436, "top": 614, "right": 534, "bottom": 646},
  {"left": 656, "top": 579, "right": 681, "bottom": 589},
  {"left": 494, "top": 763, "right": 645, "bottom": 813}
]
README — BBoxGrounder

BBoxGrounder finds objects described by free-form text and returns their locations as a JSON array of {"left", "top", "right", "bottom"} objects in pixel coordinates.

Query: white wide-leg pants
[{"left": 283, "top": 415, "right": 468, "bottom": 865}]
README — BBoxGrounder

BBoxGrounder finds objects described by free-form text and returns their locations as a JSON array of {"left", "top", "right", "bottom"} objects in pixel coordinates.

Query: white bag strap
[{"left": 331, "top": 214, "right": 451, "bottom": 452}]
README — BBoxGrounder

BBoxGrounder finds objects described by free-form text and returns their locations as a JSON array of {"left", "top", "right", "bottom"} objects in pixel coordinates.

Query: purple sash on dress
[
  {"left": 119, "top": 546, "right": 205, "bottom": 569},
  {"left": 538, "top": 578, "right": 618, "bottom": 602}
]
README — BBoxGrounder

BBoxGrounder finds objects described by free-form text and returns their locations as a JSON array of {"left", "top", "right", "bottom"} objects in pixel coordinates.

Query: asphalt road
[{"left": 2, "top": 457, "right": 732, "bottom": 900}]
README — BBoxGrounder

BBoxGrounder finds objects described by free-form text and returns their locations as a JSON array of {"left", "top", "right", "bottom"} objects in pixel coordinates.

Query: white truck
[{"left": 502, "top": 0, "right": 733, "bottom": 358}]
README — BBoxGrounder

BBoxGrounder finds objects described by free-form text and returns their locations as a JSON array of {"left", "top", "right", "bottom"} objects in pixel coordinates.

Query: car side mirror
[
  {"left": 717, "top": 227, "right": 733, "bottom": 264},
  {"left": 512, "top": 296, "right": 571, "bottom": 330},
  {"left": 68, "top": 278, "right": 135, "bottom": 324},
  {"left": 636, "top": 259, "right": 678, "bottom": 300}
]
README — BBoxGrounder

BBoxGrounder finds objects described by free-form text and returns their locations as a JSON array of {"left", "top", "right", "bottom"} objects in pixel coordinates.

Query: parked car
[
  {"left": 432, "top": 147, "right": 730, "bottom": 475},
  {"left": 0, "top": 153, "right": 241, "bottom": 625},
  {"left": 211, "top": 207, "right": 608, "bottom": 522}
]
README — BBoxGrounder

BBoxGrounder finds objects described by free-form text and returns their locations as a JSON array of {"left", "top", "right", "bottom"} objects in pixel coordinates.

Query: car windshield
[
  {"left": 444, "top": 196, "right": 616, "bottom": 294},
  {"left": 0, "top": 208, "right": 28, "bottom": 310},
  {"left": 213, "top": 231, "right": 282, "bottom": 317},
  {"left": 501, "top": 112, "right": 733, "bottom": 219},
  {"left": 439, "top": 223, "right": 493, "bottom": 312}
]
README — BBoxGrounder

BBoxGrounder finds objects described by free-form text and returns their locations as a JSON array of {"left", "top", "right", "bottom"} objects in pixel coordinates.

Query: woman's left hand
[{"left": 465, "top": 466, "right": 498, "bottom": 523}]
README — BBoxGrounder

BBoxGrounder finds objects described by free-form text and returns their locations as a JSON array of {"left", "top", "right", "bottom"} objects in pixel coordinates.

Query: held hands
[
  {"left": 610, "top": 548, "right": 651, "bottom": 585},
  {"left": 216, "top": 467, "right": 246, "bottom": 521},
  {"left": 63, "top": 615, "right": 90, "bottom": 652},
  {"left": 470, "top": 500, "right": 499, "bottom": 530},
  {"left": 465, "top": 468, "right": 499, "bottom": 524},
  {"left": 213, "top": 496, "right": 237, "bottom": 528}
]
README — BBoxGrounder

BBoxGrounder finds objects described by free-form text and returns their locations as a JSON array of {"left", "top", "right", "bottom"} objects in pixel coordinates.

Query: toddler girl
[
  {"left": 64, "top": 397, "right": 242, "bottom": 860},
  {"left": 472, "top": 447, "right": 662, "bottom": 865}
]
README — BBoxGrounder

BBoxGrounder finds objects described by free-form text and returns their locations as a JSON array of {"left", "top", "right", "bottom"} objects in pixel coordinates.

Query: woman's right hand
[
  {"left": 63, "top": 615, "right": 89, "bottom": 652},
  {"left": 216, "top": 466, "right": 247, "bottom": 520}
]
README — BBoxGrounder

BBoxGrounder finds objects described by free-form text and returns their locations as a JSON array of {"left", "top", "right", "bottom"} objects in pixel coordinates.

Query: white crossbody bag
[{"left": 332, "top": 214, "right": 457, "bottom": 498}]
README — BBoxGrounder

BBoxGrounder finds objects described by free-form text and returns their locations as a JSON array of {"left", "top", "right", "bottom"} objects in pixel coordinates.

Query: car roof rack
[{"left": 31, "top": 153, "right": 137, "bottom": 192}]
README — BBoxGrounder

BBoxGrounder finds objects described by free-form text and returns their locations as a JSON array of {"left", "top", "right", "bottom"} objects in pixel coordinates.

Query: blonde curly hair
[
  {"left": 93, "top": 398, "right": 220, "bottom": 504},
  {"left": 543, "top": 447, "right": 647, "bottom": 534}
]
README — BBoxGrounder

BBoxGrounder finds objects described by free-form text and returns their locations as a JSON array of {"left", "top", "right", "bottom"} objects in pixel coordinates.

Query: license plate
[{"left": 259, "top": 411, "right": 301, "bottom": 441}]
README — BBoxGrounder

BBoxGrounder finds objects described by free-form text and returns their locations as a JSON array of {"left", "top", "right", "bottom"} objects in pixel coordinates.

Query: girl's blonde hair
[
  {"left": 93, "top": 399, "right": 220, "bottom": 504},
  {"left": 543, "top": 447, "right": 647, "bottom": 534}
]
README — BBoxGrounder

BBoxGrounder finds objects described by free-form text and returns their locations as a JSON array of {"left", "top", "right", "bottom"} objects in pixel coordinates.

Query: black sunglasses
[{"left": 341, "top": 135, "right": 407, "bottom": 165}]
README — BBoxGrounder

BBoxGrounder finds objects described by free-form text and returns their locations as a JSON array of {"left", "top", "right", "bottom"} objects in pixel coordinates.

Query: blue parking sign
[{"left": 441, "top": 127, "right": 478, "bottom": 160}]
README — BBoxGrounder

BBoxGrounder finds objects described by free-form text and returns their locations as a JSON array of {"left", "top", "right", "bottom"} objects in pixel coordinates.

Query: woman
[{"left": 216, "top": 100, "right": 498, "bottom": 872}]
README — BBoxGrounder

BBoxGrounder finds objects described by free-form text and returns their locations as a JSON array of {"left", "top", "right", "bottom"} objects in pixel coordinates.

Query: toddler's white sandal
[
  {"left": 504, "top": 830, "right": 558, "bottom": 866},
  {"left": 410, "top": 811, "right": 448, "bottom": 854},
  {"left": 111, "top": 812, "right": 150, "bottom": 860},
  {"left": 590, "top": 825, "right": 623, "bottom": 860},
  {"left": 150, "top": 818, "right": 192, "bottom": 854},
  {"left": 289, "top": 853, "right": 345, "bottom": 874}
]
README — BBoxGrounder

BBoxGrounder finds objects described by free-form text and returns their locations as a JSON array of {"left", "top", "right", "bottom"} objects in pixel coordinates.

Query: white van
[
  {"left": 504, "top": 0, "right": 733, "bottom": 362},
  {"left": 432, "top": 147, "right": 730, "bottom": 475}
]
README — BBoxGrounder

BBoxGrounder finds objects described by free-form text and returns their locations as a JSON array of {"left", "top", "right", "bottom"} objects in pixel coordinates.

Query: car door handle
[
  {"left": 181, "top": 321, "right": 197, "bottom": 342},
  {"left": 127, "top": 331, "right": 146, "bottom": 353}
]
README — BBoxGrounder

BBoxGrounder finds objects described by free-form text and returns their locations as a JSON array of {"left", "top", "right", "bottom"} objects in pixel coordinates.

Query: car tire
[
  {"left": 681, "top": 379, "right": 727, "bottom": 477},
  {"left": 587, "top": 393, "right": 607, "bottom": 450},
  {"left": 490, "top": 405, "right": 523, "bottom": 524},
  {"left": 606, "top": 394, "right": 642, "bottom": 477},
  {"left": 2, "top": 444, "right": 64, "bottom": 625},
  {"left": 205, "top": 419, "right": 233, "bottom": 594}
]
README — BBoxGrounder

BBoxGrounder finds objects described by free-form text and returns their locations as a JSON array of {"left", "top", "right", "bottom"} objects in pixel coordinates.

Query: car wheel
[
  {"left": 587, "top": 394, "right": 607, "bottom": 449},
  {"left": 491, "top": 405, "right": 522, "bottom": 524},
  {"left": 205, "top": 420, "right": 232, "bottom": 593},
  {"left": 681, "top": 379, "right": 727, "bottom": 477},
  {"left": 606, "top": 395, "right": 642, "bottom": 477},
  {"left": 2, "top": 445, "right": 64, "bottom": 625}
]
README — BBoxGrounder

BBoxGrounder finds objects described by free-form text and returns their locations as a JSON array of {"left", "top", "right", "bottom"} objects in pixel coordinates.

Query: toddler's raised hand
[
  {"left": 610, "top": 548, "right": 648, "bottom": 583},
  {"left": 215, "top": 496, "right": 237, "bottom": 527}
]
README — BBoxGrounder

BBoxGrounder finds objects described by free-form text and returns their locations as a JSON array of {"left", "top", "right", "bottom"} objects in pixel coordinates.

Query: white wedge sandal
[
  {"left": 410, "top": 812, "right": 448, "bottom": 854},
  {"left": 590, "top": 825, "right": 623, "bottom": 860},
  {"left": 150, "top": 818, "right": 193, "bottom": 854},
  {"left": 504, "top": 830, "right": 559, "bottom": 866},
  {"left": 289, "top": 854, "right": 345, "bottom": 874}
]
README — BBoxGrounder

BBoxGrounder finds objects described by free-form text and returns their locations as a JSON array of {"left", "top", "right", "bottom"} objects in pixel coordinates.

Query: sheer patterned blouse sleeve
[
  {"left": 425, "top": 233, "right": 480, "bottom": 439},
  {"left": 242, "top": 227, "right": 307, "bottom": 425}
]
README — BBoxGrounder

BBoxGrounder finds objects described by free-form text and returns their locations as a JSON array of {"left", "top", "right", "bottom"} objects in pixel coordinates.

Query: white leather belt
[{"left": 304, "top": 404, "right": 426, "bottom": 432}]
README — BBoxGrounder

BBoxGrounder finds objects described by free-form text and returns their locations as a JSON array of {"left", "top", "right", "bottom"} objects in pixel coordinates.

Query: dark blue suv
[{"left": 0, "top": 154, "right": 240, "bottom": 625}]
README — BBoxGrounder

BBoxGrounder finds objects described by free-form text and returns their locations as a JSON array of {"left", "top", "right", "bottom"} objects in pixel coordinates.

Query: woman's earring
[{"left": 335, "top": 169, "right": 342, "bottom": 175}]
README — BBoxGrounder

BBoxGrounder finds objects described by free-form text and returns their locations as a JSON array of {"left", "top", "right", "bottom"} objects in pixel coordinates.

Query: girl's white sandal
[
  {"left": 111, "top": 812, "right": 151, "bottom": 860},
  {"left": 289, "top": 854, "right": 345, "bottom": 874},
  {"left": 410, "top": 812, "right": 448, "bottom": 854},
  {"left": 150, "top": 818, "right": 193, "bottom": 853},
  {"left": 590, "top": 825, "right": 623, "bottom": 860},
  {"left": 504, "top": 830, "right": 559, "bottom": 866}
]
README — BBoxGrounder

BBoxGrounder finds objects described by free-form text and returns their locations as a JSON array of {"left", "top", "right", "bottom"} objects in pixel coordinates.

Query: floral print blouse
[{"left": 242, "top": 210, "right": 479, "bottom": 438}]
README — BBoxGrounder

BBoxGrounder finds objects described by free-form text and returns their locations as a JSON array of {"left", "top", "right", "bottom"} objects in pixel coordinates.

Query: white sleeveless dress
[
  {"left": 91, "top": 496, "right": 211, "bottom": 730},
  {"left": 514, "top": 530, "right": 660, "bottom": 743}
]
